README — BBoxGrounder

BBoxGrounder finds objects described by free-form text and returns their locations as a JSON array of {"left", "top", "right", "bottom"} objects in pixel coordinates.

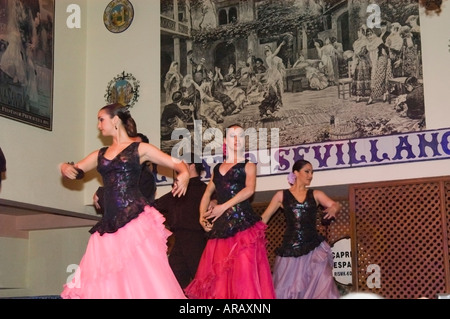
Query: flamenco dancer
[{"left": 60, "top": 103, "right": 189, "bottom": 299}]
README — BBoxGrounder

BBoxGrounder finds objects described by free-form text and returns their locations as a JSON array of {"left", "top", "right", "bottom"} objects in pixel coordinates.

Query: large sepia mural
[{"left": 160, "top": 0, "right": 425, "bottom": 167}]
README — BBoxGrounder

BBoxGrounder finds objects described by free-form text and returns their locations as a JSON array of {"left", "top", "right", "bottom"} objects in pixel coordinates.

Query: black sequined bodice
[
  {"left": 207, "top": 160, "right": 260, "bottom": 239},
  {"left": 89, "top": 142, "right": 149, "bottom": 235},
  {"left": 276, "top": 189, "right": 325, "bottom": 257}
]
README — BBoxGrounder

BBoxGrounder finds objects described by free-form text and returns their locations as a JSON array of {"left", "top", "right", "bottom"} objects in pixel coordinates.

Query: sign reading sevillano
[{"left": 153, "top": 127, "right": 450, "bottom": 186}]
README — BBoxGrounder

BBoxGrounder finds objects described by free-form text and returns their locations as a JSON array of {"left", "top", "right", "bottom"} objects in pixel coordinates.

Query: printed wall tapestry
[{"left": 159, "top": 0, "right": 425, "bottom": 172}]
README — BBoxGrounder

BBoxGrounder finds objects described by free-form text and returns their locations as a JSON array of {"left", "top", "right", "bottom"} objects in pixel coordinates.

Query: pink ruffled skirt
[
  {"left": 273, "top": 241, "right": 340, "bottom": 299},
  {"left": 61, "top": 206, "right": 186, "bottom": 299},
  {"left": 184, "top": 221, "right": 275, "bottom": 299}
]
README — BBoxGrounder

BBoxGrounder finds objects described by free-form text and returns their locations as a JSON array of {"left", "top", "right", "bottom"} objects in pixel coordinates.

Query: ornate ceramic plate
[
  {"left": 103, "top": 0, "right": 134, "bottom": 33},
  {"left": 105, "top": 71, "right": 140, "bottom": 108}
]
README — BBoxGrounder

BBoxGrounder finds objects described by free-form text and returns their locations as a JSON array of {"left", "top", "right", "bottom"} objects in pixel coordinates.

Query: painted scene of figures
[{"left": 160, "top": 0, "right": 424, "bottom": 156}]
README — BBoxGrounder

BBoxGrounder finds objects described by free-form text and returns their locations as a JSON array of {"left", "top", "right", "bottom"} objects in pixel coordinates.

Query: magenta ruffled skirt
[
  {"left": 61, "top": 206, "right": 186, "bottom": 299},
  {"left": 273, "top": 241, "right": 340, "bottom": 299},
  {"left": 184, "top": 221, "right": 275, "bottom": 299}
]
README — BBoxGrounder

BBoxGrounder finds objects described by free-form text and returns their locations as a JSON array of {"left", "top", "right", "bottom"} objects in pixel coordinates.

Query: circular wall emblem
[
  {"left": 331, "top": 237, "right": 352, "bottom": 286},
  {"left": 103, "top": 0, "right": 134, "bottom": 33},
  {"left": 105, "top": 71, "right": 140, "bottom": 108}
]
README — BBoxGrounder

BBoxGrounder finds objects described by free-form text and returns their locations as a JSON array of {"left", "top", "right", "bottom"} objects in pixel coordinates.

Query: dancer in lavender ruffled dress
[{"left": 261, "top": 159, "right": 341, "bottom": 299}]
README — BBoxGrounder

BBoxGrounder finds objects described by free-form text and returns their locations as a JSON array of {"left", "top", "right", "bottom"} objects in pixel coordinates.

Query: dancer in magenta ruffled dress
[{"left": 185, "top": 124, "right": 275, "bottom": 299}]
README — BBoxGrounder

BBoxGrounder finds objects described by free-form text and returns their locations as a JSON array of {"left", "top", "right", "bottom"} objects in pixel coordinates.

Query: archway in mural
[{"left": 214, "top": 42, "right": 236, "bottom": 76}]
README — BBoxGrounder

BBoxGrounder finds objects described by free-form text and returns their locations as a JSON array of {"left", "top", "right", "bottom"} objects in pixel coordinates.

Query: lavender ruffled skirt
[{"left": 273, "top": 241, "right": 340, "bottom": 299}]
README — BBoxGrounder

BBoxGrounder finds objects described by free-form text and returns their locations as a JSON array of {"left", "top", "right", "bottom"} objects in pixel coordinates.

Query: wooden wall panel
[{"left": 350, "top": 177, "right": 450, "bottom": 299}]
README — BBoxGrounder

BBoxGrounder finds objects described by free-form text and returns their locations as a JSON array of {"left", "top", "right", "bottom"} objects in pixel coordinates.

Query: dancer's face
[
  {"left": 97, "top": 110, "right": 116, "bottom": 137},
  {"left": 294, "top": 163, "right": 314, "bottom": 186},
  {"left": 225, "top": 126, "right": 245, "bottom": 160}
]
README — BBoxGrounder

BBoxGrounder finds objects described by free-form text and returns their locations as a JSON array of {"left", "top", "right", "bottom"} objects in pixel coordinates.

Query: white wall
[
  {"left": 27, "top": 227, "right": 91, "bottom": 297},
  {"left": 0, "top": 237, "right": 27, "bottom": 289}
]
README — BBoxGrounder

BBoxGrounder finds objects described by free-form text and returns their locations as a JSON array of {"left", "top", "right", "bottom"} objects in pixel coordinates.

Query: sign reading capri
[{"left": 331, "top": 237, "right": 352, "bottom": 286}]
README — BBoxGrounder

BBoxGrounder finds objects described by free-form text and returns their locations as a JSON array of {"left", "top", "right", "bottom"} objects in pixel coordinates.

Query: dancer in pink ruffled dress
[{"left": 60, "top": 103, "right": 189, "bottom": 299}]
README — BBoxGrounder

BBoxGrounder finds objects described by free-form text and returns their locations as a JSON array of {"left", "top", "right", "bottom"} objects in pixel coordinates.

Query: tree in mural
[{"left": 190, "top": 0, "right": 419, "bottom": 47}]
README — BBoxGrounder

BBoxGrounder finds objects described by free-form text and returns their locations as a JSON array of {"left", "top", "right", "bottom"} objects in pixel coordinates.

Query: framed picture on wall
[{"left": 0, "top": 0, "right": 54, "bottom": 131}]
